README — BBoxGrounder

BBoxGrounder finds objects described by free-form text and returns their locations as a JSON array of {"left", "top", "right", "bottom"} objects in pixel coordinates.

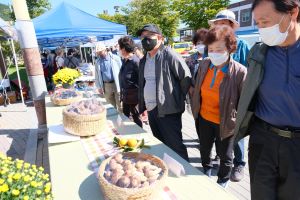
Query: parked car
[{"left": 172, "top": 42, "right": 192, "bottom": 55}]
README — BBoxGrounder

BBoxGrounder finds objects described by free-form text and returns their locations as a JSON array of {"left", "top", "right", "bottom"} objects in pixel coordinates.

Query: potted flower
[
  {"left": 0, "top": 153, "right": 53, "bottom": 199},
  {"left": 52, "top": 68, "right": 81, "bottom": 89}
]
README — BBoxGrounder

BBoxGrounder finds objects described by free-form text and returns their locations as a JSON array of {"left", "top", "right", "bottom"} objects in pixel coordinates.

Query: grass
[{"left": 7, "top": 64, "right": 29, "bottom": 87}]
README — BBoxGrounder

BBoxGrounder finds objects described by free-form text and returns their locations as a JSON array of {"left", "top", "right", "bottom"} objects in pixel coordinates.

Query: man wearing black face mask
[{"left": 137, "top": 24, "right": 192, "bottom": 161}]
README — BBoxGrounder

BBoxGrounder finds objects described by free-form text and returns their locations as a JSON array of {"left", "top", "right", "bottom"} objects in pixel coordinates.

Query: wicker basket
[
  {"left": 62, "top": 108, "right": 107, "bottom": 136},
  {"left": 98, "top": 152, "right": 168, "bottom": 200},
  {"left": 51, "top": 94, "right": 82, "bottom": 106}
]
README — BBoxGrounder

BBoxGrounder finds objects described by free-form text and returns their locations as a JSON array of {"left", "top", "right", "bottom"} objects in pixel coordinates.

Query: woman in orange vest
[{"left": 191, "top": 25, "right": 247, "bottom": 188}]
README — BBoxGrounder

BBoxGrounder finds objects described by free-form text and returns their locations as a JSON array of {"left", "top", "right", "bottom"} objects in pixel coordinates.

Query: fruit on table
[
  {"left": 113, "top": 137, "right": 150, "bottom": 152},
  {"left": 119, "top": 138, "right": 128, "bottom": 147},
  {"left": 127, "top": 138, "right": 138, "bottom": 148},
  {"left": 104, "top": 153, "right": 163, "bottom": 188}
]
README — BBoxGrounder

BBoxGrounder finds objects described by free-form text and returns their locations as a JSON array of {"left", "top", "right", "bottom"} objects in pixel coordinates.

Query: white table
[{"left": 46, "top": 96, "right": 237, "bottom": 200}]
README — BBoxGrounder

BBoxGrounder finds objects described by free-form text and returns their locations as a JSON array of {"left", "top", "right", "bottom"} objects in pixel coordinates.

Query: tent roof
[
  {"left": 33, "top": 2, "right": 127, "bottom": 47},
  {"left": 0, "top": 17, "right": 18, "bottom": 41}
]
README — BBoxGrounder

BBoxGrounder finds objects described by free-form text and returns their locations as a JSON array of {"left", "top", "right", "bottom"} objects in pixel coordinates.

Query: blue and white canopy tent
[{"left": 32, "top": 2, "right": 127, "bottom": 48}]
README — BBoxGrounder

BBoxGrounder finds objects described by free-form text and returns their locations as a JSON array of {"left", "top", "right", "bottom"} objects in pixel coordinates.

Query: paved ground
[
  {"left": 142, "top": 109, "right": 251, "bottom": 200},
  {"left": 0, "top": 102, "right": 250, "bottom": 200},
  {"left": 0, "top": 102, "right": 36, "bottom": 159}
]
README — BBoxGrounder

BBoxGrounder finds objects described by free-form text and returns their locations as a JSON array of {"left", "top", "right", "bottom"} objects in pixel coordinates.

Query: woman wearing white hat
[{"left": 208, "top": 9, "right": 250, "bottom": 182}]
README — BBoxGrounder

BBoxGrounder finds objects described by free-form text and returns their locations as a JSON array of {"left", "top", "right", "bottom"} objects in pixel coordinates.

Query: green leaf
[
  {"left": 172, "top": 0, "right": 230, "bottom": 30},
  {"left": 97, "top": 0, "right": 180, "bottom": 42}
]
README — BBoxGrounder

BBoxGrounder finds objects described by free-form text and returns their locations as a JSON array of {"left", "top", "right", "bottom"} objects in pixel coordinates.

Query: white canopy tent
[{"left": 0, "top": 17, "right": 25, "bottom": 107}]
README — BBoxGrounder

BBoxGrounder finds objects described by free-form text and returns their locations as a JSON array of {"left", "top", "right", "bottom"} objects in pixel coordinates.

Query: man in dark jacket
[{"left": 137, "top": 24, "right": 192, "bottom": 161}]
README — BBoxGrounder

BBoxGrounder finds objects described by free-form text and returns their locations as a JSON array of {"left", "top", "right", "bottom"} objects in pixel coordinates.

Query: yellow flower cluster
[
  {"left": 52, "top": 68, "right": 81, "bottom": 85},
  {"left": 0, "top": 153, "right": 53, "bottom": 200}
]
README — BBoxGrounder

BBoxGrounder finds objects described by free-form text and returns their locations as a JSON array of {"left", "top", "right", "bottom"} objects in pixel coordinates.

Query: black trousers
[
  {"left": 148, "top": 107, "right": 189, "bottom": 161},
  {"left": 248, "top": 118, "right": 300, "bottom": 200},
  {"left": 123, "top": 103, "right": 143, "bottom": 128},
  {"left": 198, "top": 116, "right": 234, "bottom": 182}
]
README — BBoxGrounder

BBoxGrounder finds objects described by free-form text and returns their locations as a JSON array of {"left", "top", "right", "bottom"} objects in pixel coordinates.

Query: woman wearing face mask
[
  {"left": 191, "top": 25, "right": 247, "bottom": 188},
  {"left": 118, "top": 36, "right": 143, "bottom": 128},
  {"left": 186, "top": 28, "right": 208, "bottom": 78},
  {"left": 186, "top": 28, "right": 208, "bottom": 139},
  {"left": 234, "top": 0, "right": 300, "bottom": 199}
]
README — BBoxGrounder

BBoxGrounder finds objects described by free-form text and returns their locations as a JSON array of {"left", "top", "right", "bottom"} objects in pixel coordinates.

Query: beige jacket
[{"left": 191, "top": 57, "right": 247, "bottom": 140}]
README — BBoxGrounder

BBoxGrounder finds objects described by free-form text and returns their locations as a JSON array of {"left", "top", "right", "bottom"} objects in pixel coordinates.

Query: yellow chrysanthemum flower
[
  {"left": 13, "top": 173, "right": 22, "bottom": 180},
  {"left": 0, "top": 184, "right": 9, "bottom": 192},
  {"left": 31, "top": 181, "right": 38, "bottom": 188},
  {"left": 23, "top": 196, "right": 29, "bottom": 200},
  {"left": 36, "top": 189, "right": 42, "bottom": 195},
  {"left": 16, "top": 163, "right": 23, "bottom": 169},
  {"left": 12, "top": 189, "right": 20, "bottom": 196},
  {"left": 23, "top": 175, "right": 31, "bottom": 182},
  {"left": 24, "top": 163, "right": 30, "bottom": 169}
]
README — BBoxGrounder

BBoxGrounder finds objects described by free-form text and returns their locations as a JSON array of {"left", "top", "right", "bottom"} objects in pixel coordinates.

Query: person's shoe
[
  {"left": 203, "top": 168, "right": 212, "bottom": 177},
  {"left": 217, "top": 180, "right": 229, "bottom": 188},
  {"left": 230, "top": 165, "right": 244, "bottom": 182}
]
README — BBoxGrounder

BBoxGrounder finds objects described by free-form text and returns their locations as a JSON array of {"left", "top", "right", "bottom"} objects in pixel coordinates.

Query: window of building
[{"left": 241, "top": 11, "right": 250, "bottom": 22}]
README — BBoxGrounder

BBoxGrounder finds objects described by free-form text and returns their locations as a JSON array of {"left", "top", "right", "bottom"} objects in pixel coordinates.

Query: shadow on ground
[{"left": 0, "top": 129, "right": 29, "bottom": 160}]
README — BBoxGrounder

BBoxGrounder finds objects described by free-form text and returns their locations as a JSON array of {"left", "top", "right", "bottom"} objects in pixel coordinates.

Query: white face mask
[
  {"left": 258, "top": 15, "right": 291, "bottom": 46},
  {"left": 196, "top": 44, "right": 206, "bottom": 54},
  {"left": 208, "top": 52, "right": 229, "bottom": 66}
]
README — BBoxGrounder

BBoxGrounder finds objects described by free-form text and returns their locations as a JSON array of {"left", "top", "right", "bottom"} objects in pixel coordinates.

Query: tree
[
  {"left": 98, "top": 0, "right": 180, "bottom": 41},
  {"left": 125, "top": 0, "right": 179, "bottom": 40},
  {"left": 10, "top": 0, "right": 51, "bottom": 19},
  {"left": 0, "top": 3, "right": 11, "bottom": 21},
  {"left": 172, "top": 0, "right": 230, "bottom": 30},
  {"left": 97, "top": 13, "right": 128, "bottom": 25}
]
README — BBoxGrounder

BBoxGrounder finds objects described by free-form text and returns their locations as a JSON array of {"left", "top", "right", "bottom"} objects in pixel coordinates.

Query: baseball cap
[
  {"left": 137, "top": 24, "right": 162, "bottom": 36},
  {"left": 95, "top": 42, "right": 106, "bottom": 52},
  {"left": 208, "top": 10, "right": 240, "bottom": 29}
]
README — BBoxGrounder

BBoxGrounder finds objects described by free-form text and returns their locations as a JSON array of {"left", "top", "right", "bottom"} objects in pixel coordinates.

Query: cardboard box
[{"left": 0, "top": 91, "right": 17, "bottom": 105}]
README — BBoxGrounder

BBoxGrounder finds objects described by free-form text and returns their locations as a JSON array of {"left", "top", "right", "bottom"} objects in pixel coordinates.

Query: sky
[
  {"left": 0, "top": 0, "right": 131, "bottom": 16},
  {"left": 0, "top": 0, "right": 240, "bottom": 16}
]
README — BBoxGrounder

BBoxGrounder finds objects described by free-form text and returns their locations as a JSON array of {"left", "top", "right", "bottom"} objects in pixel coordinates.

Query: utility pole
[{"left": 12, "top": 0, "right": 47, "bottom": 129}]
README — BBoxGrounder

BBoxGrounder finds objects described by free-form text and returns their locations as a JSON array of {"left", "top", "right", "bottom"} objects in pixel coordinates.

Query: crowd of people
[
  {"left": 98, "top": 1, "right": 300, "bottom": 199},
  {"left": 44, "top": 0, "right": 300, "bottom": 198}
]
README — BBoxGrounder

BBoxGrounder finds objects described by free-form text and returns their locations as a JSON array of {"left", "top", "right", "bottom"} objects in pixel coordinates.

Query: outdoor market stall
[
  {"left": 45, "top": 94, "right": 238, "bottom": 200},
  {"left": 32, "top": 2, "right": 127, "bottom": 48}
]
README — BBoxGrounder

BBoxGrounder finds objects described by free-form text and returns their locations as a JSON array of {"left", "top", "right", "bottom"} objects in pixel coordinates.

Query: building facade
[{"left": 228, "top": 0, "right": 257, "bottom": 32}]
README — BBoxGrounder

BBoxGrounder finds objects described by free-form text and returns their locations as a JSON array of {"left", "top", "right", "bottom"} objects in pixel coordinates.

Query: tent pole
[
  {"left": 84, "top": 48, "right": 87, "bottom": 63},
  {"left": 10, "top": 38, "right": 25, "bottom": 105},
  {"left": 92, "top": 47, "right": 95, "bottom": 65},
  {"left": 79, "top": 46, "right": 83, "bottom": 62}
]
